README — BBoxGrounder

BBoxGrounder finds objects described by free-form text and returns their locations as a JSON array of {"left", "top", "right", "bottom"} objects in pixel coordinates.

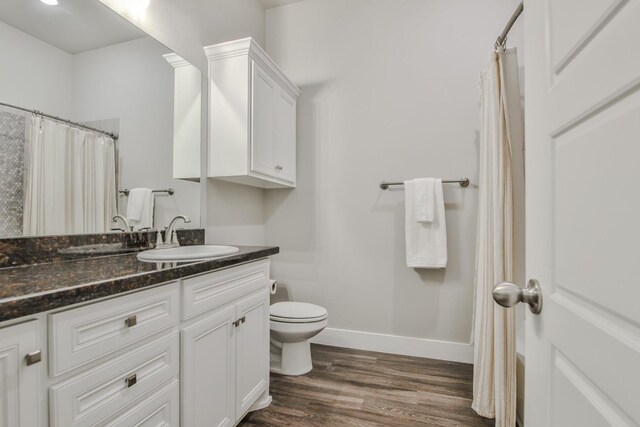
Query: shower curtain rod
[
  {"left": 0, "top": 100, "right": 119, "bottom": 140},
  {"left": 495, "top": 2, "right": 524, "bottom": 49}
]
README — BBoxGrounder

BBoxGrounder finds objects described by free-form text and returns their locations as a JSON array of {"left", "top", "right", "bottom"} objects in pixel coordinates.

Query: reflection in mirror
[{"left": 0, "top": 0, "right": 200, "bottom": 238}]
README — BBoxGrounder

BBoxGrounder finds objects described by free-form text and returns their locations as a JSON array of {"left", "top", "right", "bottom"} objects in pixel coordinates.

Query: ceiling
[
  {"left": 260, "top": 0, "right": 308, "bottom": 9},
  {"left": 0, "top": 0, "right": 146, "bottom": 54}
]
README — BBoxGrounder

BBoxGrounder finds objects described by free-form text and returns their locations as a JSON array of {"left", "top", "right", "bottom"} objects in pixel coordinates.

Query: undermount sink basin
[{"left": 137, "top": 245, "right": 239, "bottom": 262}]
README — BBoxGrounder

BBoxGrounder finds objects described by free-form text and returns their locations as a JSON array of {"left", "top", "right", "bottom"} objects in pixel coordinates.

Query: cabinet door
[
  {"left": 181, "top": 306, "right": 236, "bottom": 427},
  {"left": 235, "top": 291, "right": 269, "bottom": 417},
  {"left": 250, "top": 61, "right": 278, "bottom": 178},
  {"left": 276, "top": 88, "right": 296, "bottom": 184},
  {"left": 0, "top": 321, "right": 40, "bottom": 427}
]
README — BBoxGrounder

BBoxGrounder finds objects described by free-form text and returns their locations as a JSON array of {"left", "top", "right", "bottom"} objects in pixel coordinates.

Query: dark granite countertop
[{"left": 0, "top": 245, "right": 279, "bottom": 322}]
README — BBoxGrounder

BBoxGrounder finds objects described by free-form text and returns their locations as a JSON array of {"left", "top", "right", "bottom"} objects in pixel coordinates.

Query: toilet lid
[{"left": 270, "top": 302, "right": 328, "bottom": 320}]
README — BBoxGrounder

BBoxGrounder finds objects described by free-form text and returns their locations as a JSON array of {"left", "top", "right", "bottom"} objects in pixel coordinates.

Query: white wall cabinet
[
  {"left": 164, "top": 53, "right": 202, "bottom": 182},
  {"left": 0, "top": 259, "right": 272, "bottom": 427},
  {"left": 0, "top": 321, "right": 41, "bottom": 427},
  {"left": 205, "top": 38, "right": 300, "bottom": 189}
]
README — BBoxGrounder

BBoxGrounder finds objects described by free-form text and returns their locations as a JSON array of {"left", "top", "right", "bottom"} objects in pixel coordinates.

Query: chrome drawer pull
[
  {"left": 125, "top": 315, "right": 138, "bottom": 327},
  {"left": 25, "top": 350, "right": 42, "bottom": 366},
  {"left": 125, "top": 374, "right": 137, "bottom": 388}
]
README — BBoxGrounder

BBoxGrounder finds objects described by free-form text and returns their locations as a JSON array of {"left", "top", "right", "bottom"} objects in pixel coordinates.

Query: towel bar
[
  {"left": 380, "top": 178, "right": 469, "bottom": 190},
  {"left": 119, "top": 188, "right": 175, "bottom": 196}
]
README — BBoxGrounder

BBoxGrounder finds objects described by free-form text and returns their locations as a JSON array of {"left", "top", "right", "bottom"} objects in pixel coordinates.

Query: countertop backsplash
[{"left": 0, "top": 228, "right": 205, "bottom": 268}]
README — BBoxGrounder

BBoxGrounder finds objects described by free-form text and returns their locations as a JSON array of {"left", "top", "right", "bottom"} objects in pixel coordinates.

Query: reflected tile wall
[{"left": 0, "top": 111, "right": 25, "bottom": 237}]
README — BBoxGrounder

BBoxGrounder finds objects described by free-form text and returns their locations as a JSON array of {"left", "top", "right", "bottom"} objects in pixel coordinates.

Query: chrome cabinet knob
[
  {"left": 25, "top": 350, "right": 42, "bottom": 366},
  {"left": 492, "top": 279, "right": 543, "bottom": 314},
  {"left": 125, "top": 315, "right": 137, "bottom": 327},
  {"left": 125, "top": 374, "right": 137, "bottom": 388}
]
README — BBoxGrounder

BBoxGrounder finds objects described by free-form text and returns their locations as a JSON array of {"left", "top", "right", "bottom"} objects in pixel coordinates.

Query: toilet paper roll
[{"left": 270, "top": 280, "right": 278, "bottom": 295}]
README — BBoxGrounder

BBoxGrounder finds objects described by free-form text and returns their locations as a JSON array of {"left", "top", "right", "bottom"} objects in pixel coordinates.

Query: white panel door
[
  {"left": 525, "top": 0, "right": 640, "bottom": 425},
  {"left": 276, "top": 88, "right": 297, "bottom": 184},
  {"left": 0, "top": 321, "right": 40, "bottom": 427},
  {"left": 181, "top": 306, "right": 236, "bottom": 427},
  {"left": 251, "top": 61, "right": 278, "bottom": 179},
  {"left": 235, "top": 291, "right": 269, "bottom": 418}
]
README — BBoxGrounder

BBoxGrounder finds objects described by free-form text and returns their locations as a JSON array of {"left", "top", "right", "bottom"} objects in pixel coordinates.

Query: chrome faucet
[
  {"left": 157, "top": 215, "right": 191, "bottom": 248},
  {"left": 112, "top": 215, "right": 133, "bottom": 232}
]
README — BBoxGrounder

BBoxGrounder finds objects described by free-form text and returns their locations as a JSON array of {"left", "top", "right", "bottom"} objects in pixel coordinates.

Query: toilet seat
[{"left": 270, "top": 302, "right": 328, "bottom": 323}]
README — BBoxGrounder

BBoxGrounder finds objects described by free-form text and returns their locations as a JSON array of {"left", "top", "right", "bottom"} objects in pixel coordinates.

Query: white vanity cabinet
[
  {"left": 181, "top": 260, "right": 271, "bottom": 426},
  {"left": 0, "top": 258, "right": 272, "bottom": 427},
  {"left": 205, "top": 38, "right": 300, "bottom": 188},
  {"left": 0, "top": 321, "right": 41, "bottom": 427},
  {"left": 181, "top": 306, "right": 237, "bottom": 426}
]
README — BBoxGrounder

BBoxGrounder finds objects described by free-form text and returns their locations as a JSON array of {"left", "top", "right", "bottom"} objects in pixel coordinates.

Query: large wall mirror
[{"left": 0, "top": 0, "right": 201, "bottom": 238}]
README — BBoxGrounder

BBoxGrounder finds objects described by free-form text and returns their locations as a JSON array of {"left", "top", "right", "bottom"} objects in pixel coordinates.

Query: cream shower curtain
[
  {"left": 472, "top": 48, "right": 523, "bottom": 426},
  {"left": 23, "top": 116, "right": 117, "bottom": 236}
]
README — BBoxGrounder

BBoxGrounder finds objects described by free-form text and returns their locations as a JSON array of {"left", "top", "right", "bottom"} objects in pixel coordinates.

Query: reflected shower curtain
[
  {"left": 472, "top": 48, "right": 522, "bottom": 427},
  {"left": 23, "top": 116, "right": 117, "bottom": 236}
]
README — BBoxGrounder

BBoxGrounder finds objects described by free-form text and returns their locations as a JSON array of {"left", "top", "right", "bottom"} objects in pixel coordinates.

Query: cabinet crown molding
[
  {"left": 163, "top": 52, "right": 192, "bottom": 68},
  {"left": 204, "top": 37, "right": 301, "bottom": 97}
]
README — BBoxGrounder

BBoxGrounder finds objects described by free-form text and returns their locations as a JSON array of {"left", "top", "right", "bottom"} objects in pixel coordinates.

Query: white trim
[
  {"left": 204, "top": 37, "right": 301, "bottom": 97},
  {"left": 311, "top": 327, "right": 474, "bottom": 364},
  {"left": 162, "top": 53, "right": 191, "bottom": 68}
]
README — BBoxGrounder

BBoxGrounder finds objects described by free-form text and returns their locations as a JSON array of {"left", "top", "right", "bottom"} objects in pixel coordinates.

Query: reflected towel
[
  {"left": 405, "top": 178, "right": 447, "bottom": 268},
  {"left": 127, "top": 188, "right": 154, "bottom": 230}
]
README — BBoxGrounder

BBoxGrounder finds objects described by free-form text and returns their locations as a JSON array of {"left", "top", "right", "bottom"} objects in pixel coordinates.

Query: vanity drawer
[
  {"left": 101, "top": 379, "right": 179, "bottom": 427},
  {"left": 50, "top": 333, "right": 179, "bottom": 427},
  {"left": 182, "top": 259, "right": 270, "bottom": 320},
  {"left": 49, "top": 283, "right": 180, "bottom": 376}
]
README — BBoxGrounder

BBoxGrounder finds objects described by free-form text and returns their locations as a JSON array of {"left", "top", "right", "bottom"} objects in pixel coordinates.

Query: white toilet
[{"left": 269, "top": 301, "right": 328, "bottom": 376}]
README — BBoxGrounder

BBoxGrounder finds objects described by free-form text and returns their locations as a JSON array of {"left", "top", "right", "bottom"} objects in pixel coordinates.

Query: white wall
[
  {"left": 99, "top": 0, "right": 268, "bottom": 245},
  {"left": 0, "top": 20, "right": 73, "bottom": 118},
  {"left": 73, "top": 37, "right": 201, "bottom": 229},
  {"left": 99, "top": 0, "right": 266, "bottom": 71},
  {"left": 264, "top": 0, "right": 525, "bottom": 356}
]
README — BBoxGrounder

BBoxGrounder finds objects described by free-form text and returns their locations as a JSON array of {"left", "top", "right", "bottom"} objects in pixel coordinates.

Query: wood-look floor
[{"left": 240, "top": 344, "right": 494, "bottom": 427}]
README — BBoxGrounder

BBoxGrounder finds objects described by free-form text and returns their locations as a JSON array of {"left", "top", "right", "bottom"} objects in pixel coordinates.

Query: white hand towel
[
  {"left": 404, "top": 178, "right": 447, "bottom": 268},
  {"left": 413, "top": 178, "right": 436, "bottom": 223},
  {"left": 127, "top": 188, "right": 154, "bottom": 230}
]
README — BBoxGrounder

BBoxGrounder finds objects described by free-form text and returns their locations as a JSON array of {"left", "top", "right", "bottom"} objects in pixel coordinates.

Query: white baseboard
[{"left": 311, "top": 327, "right": 474, "bottom": 364}]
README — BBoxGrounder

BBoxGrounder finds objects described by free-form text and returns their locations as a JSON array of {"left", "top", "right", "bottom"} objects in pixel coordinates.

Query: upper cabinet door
[
  {"left": 276, "top": 88, "right": 297, "bottom": 184},
  {"left": 0, "top": 321, "right": 41, "bottom": 427},
  {"left": 250, "top": 61, "right": 278, "bottom": 179}
]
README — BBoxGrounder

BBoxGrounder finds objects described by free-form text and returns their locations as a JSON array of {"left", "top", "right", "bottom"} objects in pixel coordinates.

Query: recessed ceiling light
[{"left": 40, "top": 0, "right": 58, "bottom": 5}]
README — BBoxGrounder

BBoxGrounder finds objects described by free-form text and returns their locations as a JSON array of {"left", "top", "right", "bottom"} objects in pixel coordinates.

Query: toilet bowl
[{"left": 269, "top": 301, "right": 328, "bottom": 376}]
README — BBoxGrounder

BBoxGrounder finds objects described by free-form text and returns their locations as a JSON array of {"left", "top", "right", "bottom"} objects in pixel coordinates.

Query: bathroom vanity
[{"left": 0, "top": 240, "right": 278, "bottom": 427}]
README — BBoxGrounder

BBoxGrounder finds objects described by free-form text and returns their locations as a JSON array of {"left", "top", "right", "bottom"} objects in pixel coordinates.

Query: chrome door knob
[{"left": 492, "top": 279, "right": 543, "bottom": 314}]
